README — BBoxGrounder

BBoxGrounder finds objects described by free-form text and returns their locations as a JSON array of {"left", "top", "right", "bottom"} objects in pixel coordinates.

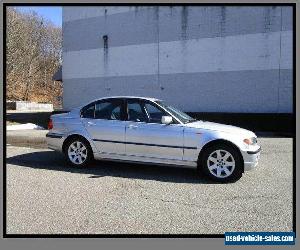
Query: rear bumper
[
  {"left": 242, "top": 146, "right": 261, "bottom": 171},
  {"left": 46, "top": 132, "right": 64, "bottom": 152}
]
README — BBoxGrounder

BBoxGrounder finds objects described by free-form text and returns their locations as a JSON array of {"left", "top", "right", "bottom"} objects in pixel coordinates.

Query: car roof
[{"left": 79, "top": 96, "right": 162, "bottom": 108}]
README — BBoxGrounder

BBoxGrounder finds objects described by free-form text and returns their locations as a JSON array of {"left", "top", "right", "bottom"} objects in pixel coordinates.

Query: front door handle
[
  {"left": 127, "top": 124, "right": 138, "bottom": 129},
  {"left": 87, "top": 121, "right": 96, "bottom": 126}
]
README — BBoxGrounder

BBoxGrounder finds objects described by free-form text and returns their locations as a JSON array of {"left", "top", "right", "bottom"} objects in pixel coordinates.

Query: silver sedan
[{"left": 46, "top": 96, "right": 261, "bottom": 182}]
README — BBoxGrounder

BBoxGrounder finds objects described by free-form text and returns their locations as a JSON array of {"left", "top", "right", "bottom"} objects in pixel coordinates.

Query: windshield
[{"left": 156, "top": 101, "right": 197, "bottom": 124}]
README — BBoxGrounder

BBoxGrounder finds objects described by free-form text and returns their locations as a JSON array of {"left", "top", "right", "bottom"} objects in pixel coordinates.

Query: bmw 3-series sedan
[{"left": 46, "top": 96, "right": 261, "bottom": 182}]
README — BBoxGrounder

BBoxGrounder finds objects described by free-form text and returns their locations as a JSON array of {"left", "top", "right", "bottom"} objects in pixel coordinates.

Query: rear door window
[
  {"left": 81, "top": 103, "right": 95, "bottom": 118},
  {"left": 95, "top": 99, "right": 123, "bottom": 120}
]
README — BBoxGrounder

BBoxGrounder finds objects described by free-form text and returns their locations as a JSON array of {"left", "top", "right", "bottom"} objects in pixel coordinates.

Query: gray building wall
[{"left": 62, "top": 6, "right": 293, "bottom": 113}]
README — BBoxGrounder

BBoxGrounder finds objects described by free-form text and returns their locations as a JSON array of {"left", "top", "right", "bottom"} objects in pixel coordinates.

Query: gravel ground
[{"left": 6, "top": 137, "right": 293, "bottom": 234}]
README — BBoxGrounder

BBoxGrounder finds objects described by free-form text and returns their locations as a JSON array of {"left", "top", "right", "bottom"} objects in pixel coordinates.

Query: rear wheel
[
  {"left": 199, "top": 143, "right": 243, "bottom": 183},
  {"left": 64, "top": 137, "right": 93, "bottom": 167}
]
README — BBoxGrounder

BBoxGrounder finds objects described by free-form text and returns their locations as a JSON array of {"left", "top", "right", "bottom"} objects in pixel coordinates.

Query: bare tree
[{"left": 6, "top": 7, "right": 62, "bottom": 106}]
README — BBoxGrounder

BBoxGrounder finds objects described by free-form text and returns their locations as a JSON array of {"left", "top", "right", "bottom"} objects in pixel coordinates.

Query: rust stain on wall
[
  {"left": 220, "top": 6, "right": 226, "bottom": 37},
  {"left": 181, "top": 6, "right": 188, "bottom": 40},
  {"left": 134, "top": 6, "right": 139, "bottom": 17},
  {"left": 181, "top": 7, "right": 189, "bottom": 73},
  {"left": 103, "top": 34, "right": 109, "bottom": 90},
  {"left": 103, "top": 35, "right": 108, "bottom": 67},
  {"left": 104, "top": 8, "right": 107, "bottom": 19},
  {"left": 263, "top": 7, "right": 272, "bottom": 33}
]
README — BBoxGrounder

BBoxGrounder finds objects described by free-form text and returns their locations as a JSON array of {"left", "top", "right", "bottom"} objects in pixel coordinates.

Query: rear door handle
[
  {"left": 127, "top": 124, "right": 138, "bottom": 129},
  {"left": 87, "top": 121, "right": 96, "bottom": 126}
]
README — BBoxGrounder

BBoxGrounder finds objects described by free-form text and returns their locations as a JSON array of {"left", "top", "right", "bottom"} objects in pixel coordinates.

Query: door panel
[
  {"left": 81, "top": 98, "right": 126, "bottom": 155},
  {"left": 124, "top": 99, "right": 184, "bottom": 161},
  {"left": 83, "top": 119, "right": 126, "bottom": 155},
  {"left": 125, "top": 122, "right": 184, "bottom": 160}
]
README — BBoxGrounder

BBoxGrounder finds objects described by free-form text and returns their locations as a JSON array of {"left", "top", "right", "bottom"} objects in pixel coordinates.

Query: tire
[
  {"left": 64, "top": 137, "right": 93, "bottom": 167},
  {"left": 198, "top": 143, "right": 243, "bottom": 183}
]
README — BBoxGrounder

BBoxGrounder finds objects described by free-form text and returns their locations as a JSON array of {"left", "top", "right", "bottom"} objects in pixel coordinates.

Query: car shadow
[{"left": 6, "top": 150, "right": 222, "bottom": 184}]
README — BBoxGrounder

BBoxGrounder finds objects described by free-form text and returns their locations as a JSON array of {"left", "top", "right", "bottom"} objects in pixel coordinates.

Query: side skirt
[{"left": 93, "top": 152, "right": 197, "bottom": 168}]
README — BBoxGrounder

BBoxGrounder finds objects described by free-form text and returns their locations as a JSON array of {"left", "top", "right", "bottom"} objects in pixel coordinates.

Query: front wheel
[
  {"left": 65, "top": 137, "right": 93, "bottom": 167},
  {"left": 199, "top": 143, "right": 243, "bottom": 183}
]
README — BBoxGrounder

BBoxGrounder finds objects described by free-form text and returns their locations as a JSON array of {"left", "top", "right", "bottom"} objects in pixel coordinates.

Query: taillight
[{"left": 48, "top": 118, "right": 53, "bottom": 130}]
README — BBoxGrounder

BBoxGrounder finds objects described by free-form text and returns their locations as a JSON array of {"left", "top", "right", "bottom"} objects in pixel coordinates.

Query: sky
[{"left": 17, "top": 7, "right": 62, "bottom": 27}]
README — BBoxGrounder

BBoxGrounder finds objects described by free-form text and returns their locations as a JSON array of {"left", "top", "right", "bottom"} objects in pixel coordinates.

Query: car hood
[{"left": 184, "top": 121, "right": 256, "bottom": 137}]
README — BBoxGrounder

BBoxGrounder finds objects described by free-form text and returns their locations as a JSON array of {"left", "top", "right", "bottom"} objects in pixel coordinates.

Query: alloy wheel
[
  {"left": 67, "top": 141, "right": 88, "bottom": 165},
  {"left": 206, "top": 149, "right": 235, "bottom": 178}
]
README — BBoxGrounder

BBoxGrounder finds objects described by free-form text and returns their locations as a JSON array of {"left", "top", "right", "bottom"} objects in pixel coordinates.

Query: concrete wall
[
  {"left": 62, "top": 6, "right": 293, "bottom": 113},
  {"left": 6, "top": 101, "right": 53, "bottom": 111}
]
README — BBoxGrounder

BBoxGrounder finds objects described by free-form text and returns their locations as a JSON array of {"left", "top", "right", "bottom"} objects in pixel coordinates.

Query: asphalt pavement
[{"left": 6, "top": 137, "right": 293, "bottom": 234}]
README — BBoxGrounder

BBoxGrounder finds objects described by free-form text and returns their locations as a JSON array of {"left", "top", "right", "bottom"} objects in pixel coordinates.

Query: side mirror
[{"left": 161, "top": 116, "right": 172, "bottom": 125}]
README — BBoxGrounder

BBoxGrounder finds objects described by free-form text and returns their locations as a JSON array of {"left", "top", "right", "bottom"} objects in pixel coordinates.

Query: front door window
[
  {"left": 144, "top": 102, "right": 165, "bottom": 124},
  {"left": 127, "top": 101, "right": 148, "bottom": 122}
]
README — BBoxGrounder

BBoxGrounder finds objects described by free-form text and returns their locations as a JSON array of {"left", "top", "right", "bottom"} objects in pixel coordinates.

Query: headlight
[{"left": 243, "top": 137, "right": 257, "bottom": 145}]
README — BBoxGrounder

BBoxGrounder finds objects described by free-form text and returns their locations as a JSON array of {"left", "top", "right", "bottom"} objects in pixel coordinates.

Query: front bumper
[
  {"left": 242, "top": 146, "right": 261, "bottom": 171},
  {"left": 46, "top": 132, "right": 64, "bottom": 152}
]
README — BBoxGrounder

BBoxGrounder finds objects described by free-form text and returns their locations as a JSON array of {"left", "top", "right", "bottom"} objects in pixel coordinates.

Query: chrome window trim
[
  {"left": 81, "top": 97, "right": 184, "bottom": 124},
  {"left": 81, "top": 98, "right": 126, "bottom": 121}
]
